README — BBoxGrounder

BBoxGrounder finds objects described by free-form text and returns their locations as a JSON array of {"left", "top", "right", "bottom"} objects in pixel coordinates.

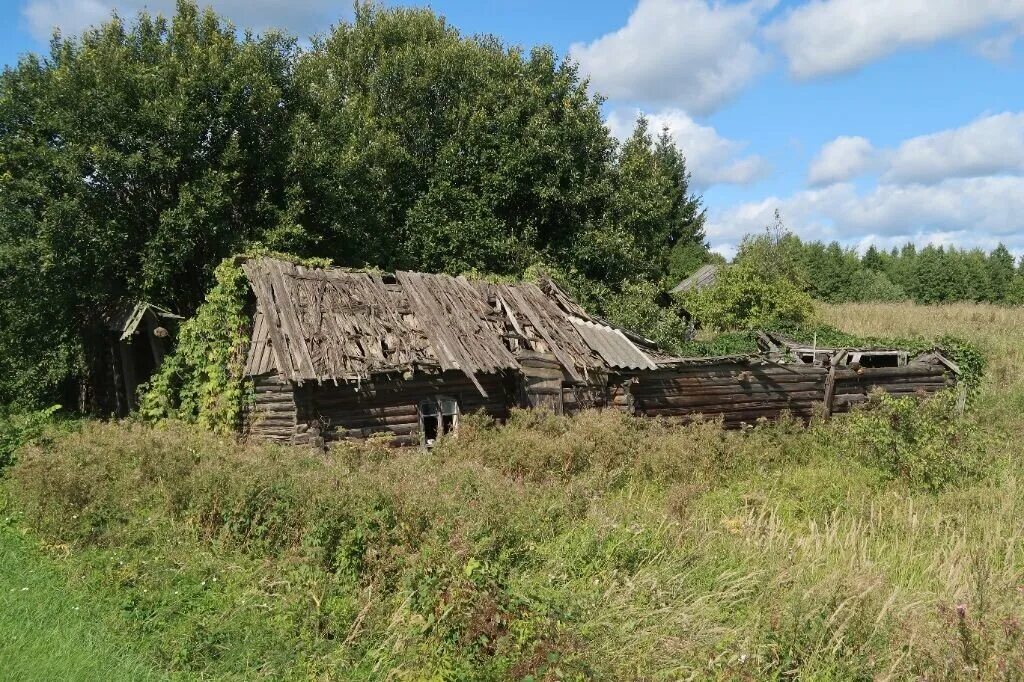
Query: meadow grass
[
  {"left": 0, "top": 525, "right": 162, "bottom": 681},
  {"left": 0, "top": 302, "right": 1022, "bottom": 680}
]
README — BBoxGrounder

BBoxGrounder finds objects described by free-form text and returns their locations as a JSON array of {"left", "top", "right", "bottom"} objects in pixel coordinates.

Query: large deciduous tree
[
  {"left": 0, "top": 2, "right": 295, "bottom": 405},
  {"left": 0, "top": 1, "right": 709, "bottom": 408}
]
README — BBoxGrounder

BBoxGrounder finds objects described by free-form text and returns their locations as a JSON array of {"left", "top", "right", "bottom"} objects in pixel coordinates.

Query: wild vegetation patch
[{"left": 5, "top": 379, "right": 1020, "bottom": 680}]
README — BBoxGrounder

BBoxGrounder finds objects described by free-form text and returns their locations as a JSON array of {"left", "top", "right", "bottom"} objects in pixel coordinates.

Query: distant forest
[{"left": 737, "top": 234, "right": 1024, "bottom": 305}]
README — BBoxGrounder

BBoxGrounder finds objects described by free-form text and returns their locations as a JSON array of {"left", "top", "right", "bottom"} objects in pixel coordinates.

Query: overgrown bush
[
  {"left": 839, "top": 391, "right": 990, "bottom": 491},
  {"left": 0, "top": 405, "right": 60, "bottom": 470},
  {"left": 680, "top": 261, "right": 816, "bottom": 331}
]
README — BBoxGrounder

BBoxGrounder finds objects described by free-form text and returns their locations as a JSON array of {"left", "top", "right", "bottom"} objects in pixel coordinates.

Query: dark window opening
[
  {"left": 856, "top": 354, "right": 901, "bottom": 368},
  {"left": 419, "top": 396, "right": 459, "bottom": 447}
]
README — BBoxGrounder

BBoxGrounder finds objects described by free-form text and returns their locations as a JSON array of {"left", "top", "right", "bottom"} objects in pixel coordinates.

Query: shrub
[
  {"left": 680, "top": 261, "right": 816, "bottom": 331},
  {"left": 838, "top": 390, "right": 989, "bottom": 491}
]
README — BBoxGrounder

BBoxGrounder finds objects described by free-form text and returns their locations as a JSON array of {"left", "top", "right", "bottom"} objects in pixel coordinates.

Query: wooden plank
[
  {"left": 502, "top": 285, "right": 584, "bottom": 383},
  {"left": 267, "top": 259, "right": 319, "bottom": 382},
  {"left": 243, "top": 262, "right": 295, "bottom": 381}
]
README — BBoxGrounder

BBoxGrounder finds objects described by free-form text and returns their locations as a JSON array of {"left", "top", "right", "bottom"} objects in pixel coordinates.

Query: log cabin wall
[
  {"left": 247, "top": 374, "right": 299, "bottom": 443},
  {"left": 294, "top": 370, "right": 515, "bottom": 447},
  {"left": 621, "top": 362, "right": 830, "bottom": 428},
  {"left": 830, "top": 364, "right": 956, "bottom": 413}
]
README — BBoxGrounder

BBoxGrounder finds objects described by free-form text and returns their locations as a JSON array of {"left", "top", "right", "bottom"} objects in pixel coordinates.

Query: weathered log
[
  {"left": 834, "top": 366, "right": 949, "bottom": 381},
  {"left": 635, "top": 390, "right": 824, "bottom": 409},
  {"left": 629, "top": 381, "right": 826, "bottom": 398}
]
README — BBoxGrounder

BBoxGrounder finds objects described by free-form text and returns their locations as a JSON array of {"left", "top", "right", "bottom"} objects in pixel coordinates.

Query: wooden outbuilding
[{"left": 104, "top": 302, "right": 183, "bottom": 416}]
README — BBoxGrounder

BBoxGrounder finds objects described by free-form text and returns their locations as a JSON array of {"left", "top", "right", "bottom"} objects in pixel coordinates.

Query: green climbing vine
[
  {"left": 139, "top": 258, "right": 252, "bottom": 433},
  {"left": 139, "top": 250, "right": 335, "bottom": 433}
]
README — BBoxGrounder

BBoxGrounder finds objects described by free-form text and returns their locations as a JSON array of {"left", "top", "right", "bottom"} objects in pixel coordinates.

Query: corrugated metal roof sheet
[{"left": 569, "top": 318, "right": 658, "bottom": 370}]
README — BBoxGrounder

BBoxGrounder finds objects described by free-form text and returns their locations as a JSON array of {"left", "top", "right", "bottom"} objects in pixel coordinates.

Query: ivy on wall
[
  {"left": 139, "top": 258, "right": 252, "bottom": 433},
  {"left": 139, "top": 251, "right": 335, "bottom": 433}
]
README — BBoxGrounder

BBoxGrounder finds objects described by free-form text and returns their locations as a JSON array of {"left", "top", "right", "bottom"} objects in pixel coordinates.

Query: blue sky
[{"left": 3, "top": 0, "right": 1024, "bottom": 258}]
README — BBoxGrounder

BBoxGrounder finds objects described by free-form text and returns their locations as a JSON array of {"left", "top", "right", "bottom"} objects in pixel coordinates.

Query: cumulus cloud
[
  {"left": 885, "top": 112, "right": 1024, "bottom": 184},
  {"left": 22, "top": 0, "right": 342, "bottom": 42},
  {"left": 570, "top": 0, "right": 775, "bottom": 115},
  {"left": 807, "top": 136, "right": 877, "bottom": 186},
  {"left": 805, "top": 112, "right": 1024, "bottom": 188},
  {"left": 607, "top": 107, "right": 770, "bottom": 189},
  {"left": 765, "top": 0, "right": 1024, "bottom": 78},
  {"left": 707, "top": 176, "right": 1024, "bottom": 256}
]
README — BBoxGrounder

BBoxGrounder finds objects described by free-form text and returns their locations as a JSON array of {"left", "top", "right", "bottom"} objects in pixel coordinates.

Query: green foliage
[
  {"left": 5, "top": 393, "right": 1022, "bottom": 679},
  {"left": 139, "top": 259, "right": 250, "bottom": 433},
  {"left": 0, "top": 1, "right": 707, "bottom": 406},
  {"left": 594, "top": 280, "right": 691, "bottom": 354},
  {"left": 0, "top": 1, "right": 295, "bottom": 407},
  {"left": 680, "top": 260, "right": 815, "bottom": 331},
  {"left": 840, "top": 391, "right": 988, "bottom": 491},
  {"left": 845, "top": 268, "right": 907, "bottom": 302},
  {"left": 1007, "top": 270, "right": 1024, "bottom": 305},
  {"left": 0, "top": 405, "right": 61, "bottom": 470}
]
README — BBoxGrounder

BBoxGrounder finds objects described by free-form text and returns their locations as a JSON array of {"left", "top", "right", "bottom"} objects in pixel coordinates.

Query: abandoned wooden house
[{"left": 237, "top": 257, "right": 961, "bottom": 447}]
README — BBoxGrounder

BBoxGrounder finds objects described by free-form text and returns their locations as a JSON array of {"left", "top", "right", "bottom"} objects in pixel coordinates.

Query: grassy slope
[
  {"left": 0, "top": 527, "right": 161, "bottom": 681},
  {"left": 1, "top": 302, "right": 1022, "bottom": 680}
]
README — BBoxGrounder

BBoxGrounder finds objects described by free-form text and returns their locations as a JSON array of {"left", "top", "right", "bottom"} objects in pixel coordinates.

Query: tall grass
[{"left": 1, "top": 303, "right": 1022, "bottom": 679}]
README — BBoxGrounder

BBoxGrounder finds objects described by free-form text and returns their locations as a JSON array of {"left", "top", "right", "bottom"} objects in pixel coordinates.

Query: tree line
[
  {"left": 738, "top": 228, "right": 1024, "bottom": 305},
  {"left": 0, "top": 1, "right": 706, "bottom": 408}
]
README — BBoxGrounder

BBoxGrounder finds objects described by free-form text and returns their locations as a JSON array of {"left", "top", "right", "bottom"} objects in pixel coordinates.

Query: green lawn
[{"left": 0, "top": 527, "right": 160, "bottom": 682}]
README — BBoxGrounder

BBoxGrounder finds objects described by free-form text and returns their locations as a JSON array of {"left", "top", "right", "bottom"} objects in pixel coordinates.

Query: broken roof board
[
  {"left": 671, "top": 264, "right": 720, "bottom": 295},
  {"left": 241, "top": 258, "right": 658, "bottom": 389}
]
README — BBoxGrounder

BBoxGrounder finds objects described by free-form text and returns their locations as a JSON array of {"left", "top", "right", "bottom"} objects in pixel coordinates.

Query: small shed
[{"left": 105, "top": 302, "right": 183, "bottom": 415}]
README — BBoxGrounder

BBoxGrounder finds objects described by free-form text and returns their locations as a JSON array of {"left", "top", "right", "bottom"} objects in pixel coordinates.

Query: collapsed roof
[{"left": 242, "top": 257, "right": 668, "bottom": 393}]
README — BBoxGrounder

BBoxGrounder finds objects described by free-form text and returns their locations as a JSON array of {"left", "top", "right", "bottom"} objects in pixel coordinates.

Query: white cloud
[
  {"left": 885, "top": 112, "right": 1024, "bottom": 184},
  {"left": 765, "top": 0, "right": 1024, "bottom": 78},
  {"left": 607, "top": 107, "right": 770, "bottom": 188},
  {"left": 570, "top": 0, "right": 775, "bottom": 115},
  {"left": 22, "top": 0, "right": 341, "bottom": 42},
  {"left": 805, "top": 112, "right": 1024, "bottom": 188},
  {"left": 972, "top": 31, "right": 1020, "bottom": 62},
  {"left": 707, "top": 176, "right": 1024, "bottom": 256},
  {"left": 807, "top": 136, "right": 877, "bottom": 186}
]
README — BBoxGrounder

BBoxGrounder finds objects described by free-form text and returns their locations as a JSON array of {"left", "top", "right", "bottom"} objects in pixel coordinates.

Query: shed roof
[
  {"left": 242, "top": 257, "right": 667, "bottom": 391},
  {"left": 671, "top": 264, "right": 720, "bottom": 295}
]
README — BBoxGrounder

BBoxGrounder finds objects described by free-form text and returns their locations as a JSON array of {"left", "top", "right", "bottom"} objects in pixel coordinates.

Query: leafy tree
[
  {"left": 679, "top": 260, "right": 814, "bottom": 331},
  {"left": 0, "top": 1, "right": 295, "bottom": 405},
  {"left": 987, "top": 244, "right": 1016, "bottom": 302},
  {"left": 846, "top": 269, "right": 906, "bottom": 302},
  {"left": 734, "top": 210, "right": 808, "bottom": 289},
  {"left": 960, "top": 249, "right": 991, "bottom": 302},
  {"left": 861, "top": 245, "right": 884, "bottom": 271},
  {"left": 1, "top": 1, "right": 709, "bottom": 408},
  {"left": 1007, "top": 267, "right": 1024, "bottom": 305}
]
